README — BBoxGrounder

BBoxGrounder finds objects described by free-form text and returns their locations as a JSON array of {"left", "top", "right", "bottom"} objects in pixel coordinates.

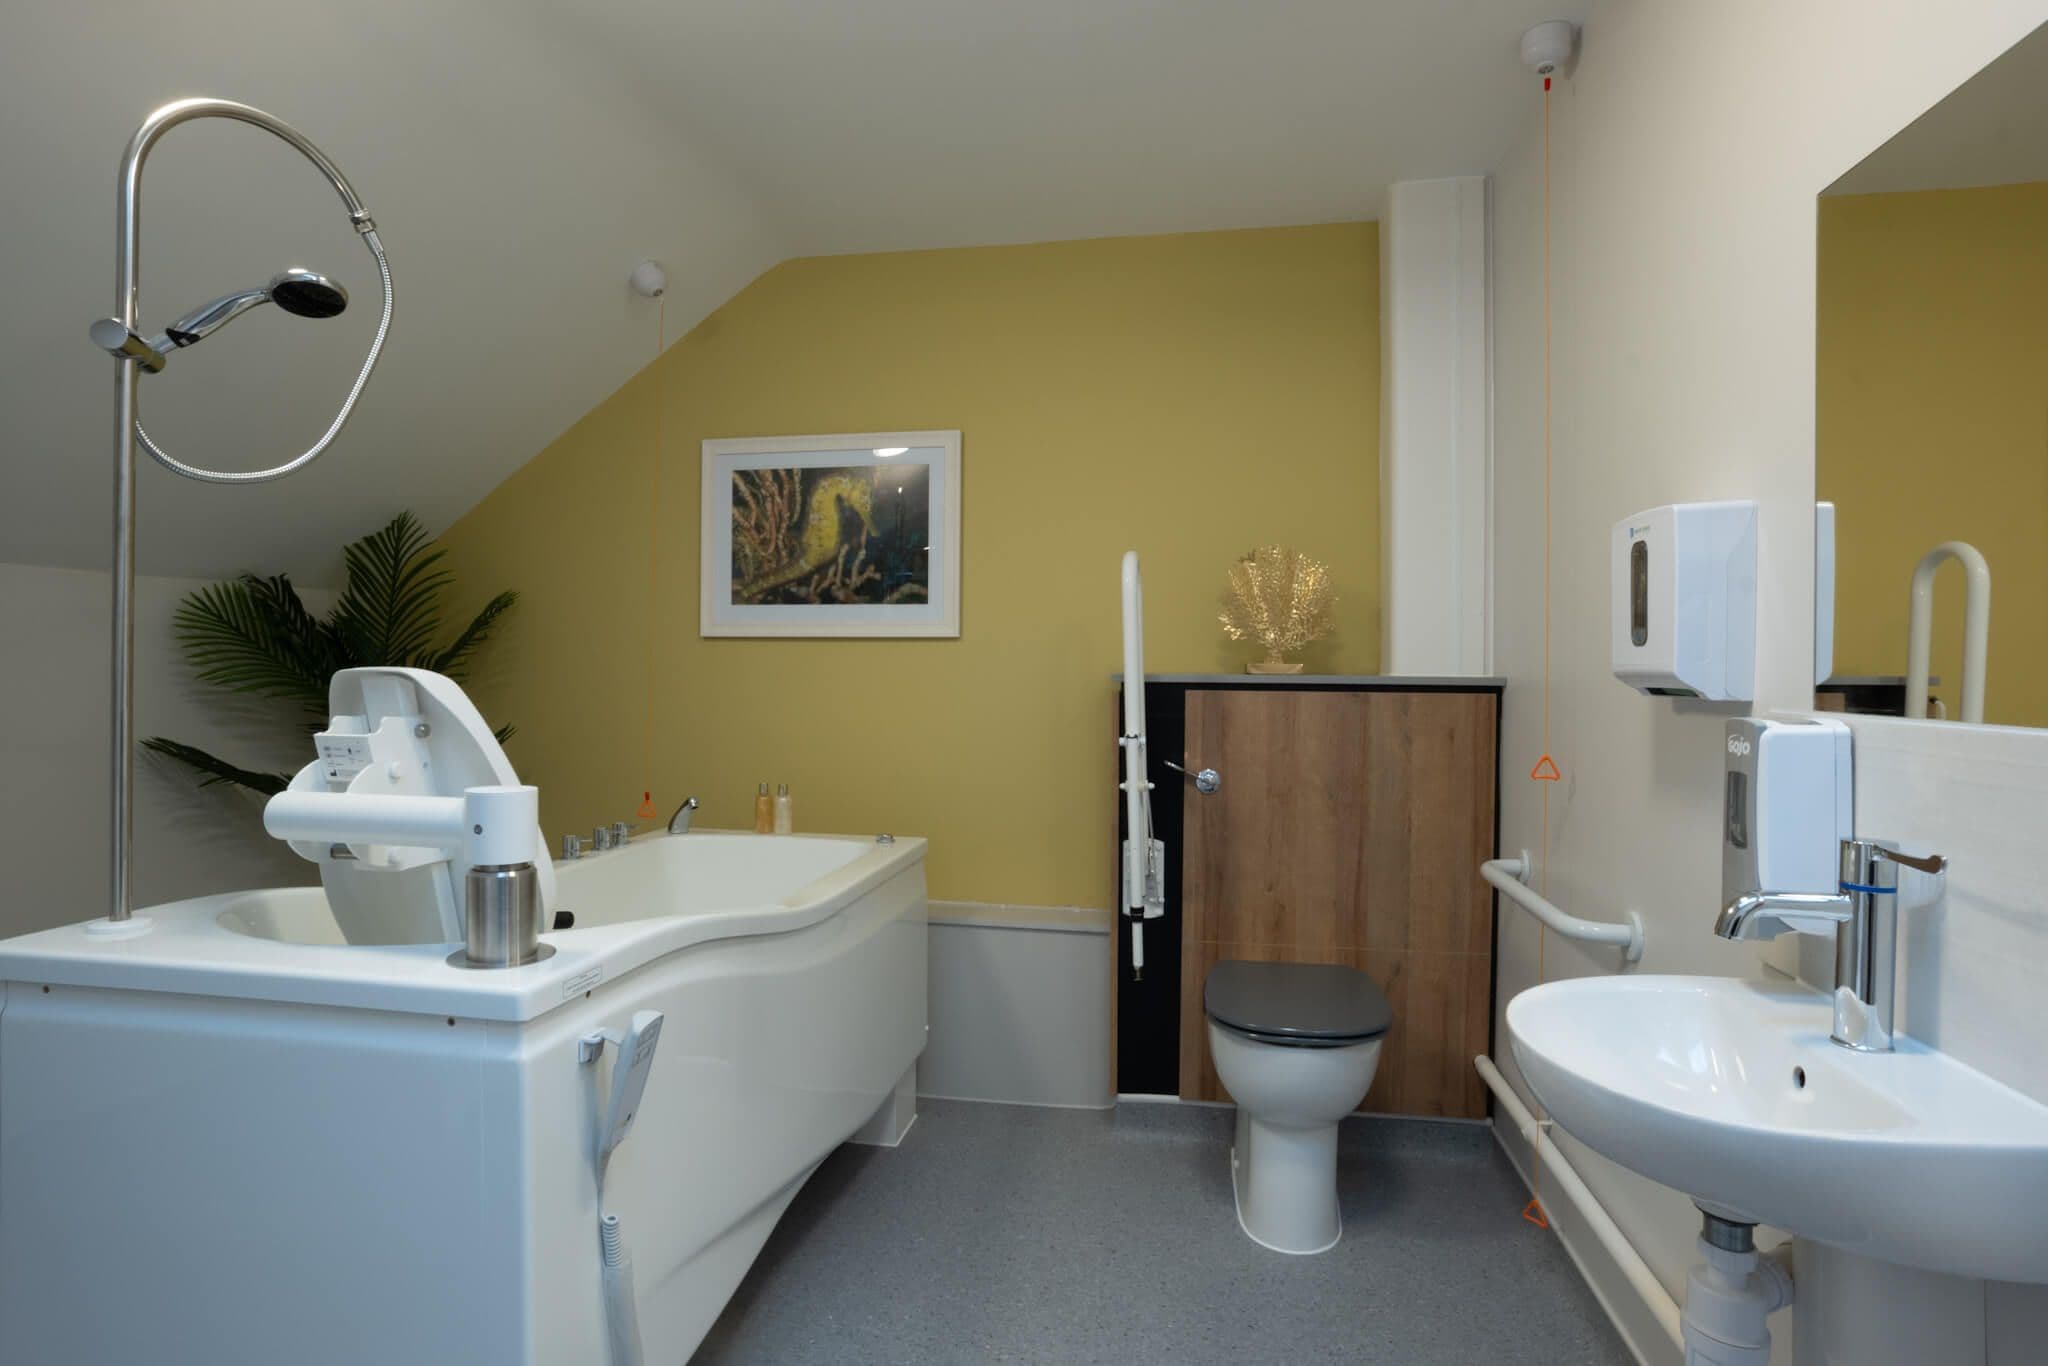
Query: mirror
[{"left": 1816, "top": 21, "right": 2048, "bottom": 727}]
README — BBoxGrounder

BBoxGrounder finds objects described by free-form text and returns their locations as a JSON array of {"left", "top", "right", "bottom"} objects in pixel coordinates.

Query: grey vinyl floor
[{"left": 695, "top": 1099, "right": 1633, "bottom": 1364}]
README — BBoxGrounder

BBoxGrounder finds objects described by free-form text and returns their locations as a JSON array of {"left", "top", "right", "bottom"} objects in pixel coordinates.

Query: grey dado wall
[{"left": 921, "top": 903, "right": 1113, "bottom": 1110}]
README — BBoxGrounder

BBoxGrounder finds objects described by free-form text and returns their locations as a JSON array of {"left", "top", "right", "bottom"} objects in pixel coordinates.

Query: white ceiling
[
  {"left": 1827, "top": 19, "right": 2048, "bottom": 195},
  {"left": 1, "top": 0, "right": 1565, "bottom": 585}
]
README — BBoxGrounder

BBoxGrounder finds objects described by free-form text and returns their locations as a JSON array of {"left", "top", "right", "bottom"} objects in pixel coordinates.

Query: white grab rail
[
  {"left": 1475, "top": 1055, "right": 1683, "bottom": 1354},
  {"left": 1481, "top": 855, "right": 1644, "bottom": 962},
  {"left": 1905, "top": 540, "right": 1990, "bottom": 724}
]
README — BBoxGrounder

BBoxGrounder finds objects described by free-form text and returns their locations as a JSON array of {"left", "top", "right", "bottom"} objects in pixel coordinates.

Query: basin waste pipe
[{"left": 1682, "top": 1216, "right": 1794, "bottom": 1365}]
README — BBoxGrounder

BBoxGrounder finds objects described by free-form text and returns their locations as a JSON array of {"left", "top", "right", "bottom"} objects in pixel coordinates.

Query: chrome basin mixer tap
[{"left": 1716, "top": 837, "right": 1947, "bottom": 1052}]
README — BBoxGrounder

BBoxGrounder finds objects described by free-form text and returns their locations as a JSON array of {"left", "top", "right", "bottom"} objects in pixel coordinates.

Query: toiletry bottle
[
  {"left": 773, "top": 783, "right": 793, "bottom": 835},
  {"left": 753, "top": 782, "right": 773, "bottom": 834}
]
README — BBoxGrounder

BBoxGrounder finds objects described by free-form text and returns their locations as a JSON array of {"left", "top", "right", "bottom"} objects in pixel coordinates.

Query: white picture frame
[{"left": 700, "top": 430, "right": 962, "bottom": 638}]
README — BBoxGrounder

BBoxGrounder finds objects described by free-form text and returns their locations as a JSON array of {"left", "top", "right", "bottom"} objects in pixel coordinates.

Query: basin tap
[
  {"left": 1716, "top": 837, "right": 1947, "bottom": 1053},
  {"left": 1714, "top": 890, "right": 1854, "bottom": 940}
]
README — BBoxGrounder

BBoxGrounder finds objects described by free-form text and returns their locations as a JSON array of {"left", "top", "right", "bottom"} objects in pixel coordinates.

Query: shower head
[
  {"left": 269, "top": 269, "right": 348, "bottom": 319},
  {"left": 150, "top": 268, "right": 348, "bottom": 351}
]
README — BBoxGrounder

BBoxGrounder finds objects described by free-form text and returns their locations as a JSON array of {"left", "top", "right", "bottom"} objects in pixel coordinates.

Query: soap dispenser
[
  {"left": 772, "top": 783, "right": 793, "bottom": 835},
  {"left": 753, "top": 782, "right": 773, "bottom": 834}
]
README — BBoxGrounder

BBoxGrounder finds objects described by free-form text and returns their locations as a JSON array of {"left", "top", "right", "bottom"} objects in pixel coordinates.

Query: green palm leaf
[
  {"left": 331, "top": 511, "right": 453, "bottom": 667},
  {"left": 153, "top": 511, "right": 520, "bottom": 798},
  {"left": 139, "top": 738, "right": 293, "bottom": 795},
  {"left": 423, "top": 590, "right": 519, "bottom": 677},
  {"left": 173, "top": 574, "right": 337, "bottom": 722}
]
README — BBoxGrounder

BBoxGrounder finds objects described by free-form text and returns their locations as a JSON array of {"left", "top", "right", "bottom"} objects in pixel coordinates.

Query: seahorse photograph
[{"left": 729, "top": 464, "right": 932, "bottom": 606}]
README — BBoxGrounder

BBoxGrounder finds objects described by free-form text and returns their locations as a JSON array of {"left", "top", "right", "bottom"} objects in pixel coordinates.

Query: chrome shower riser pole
[
  {"left": 96, "top": 98, "right": 388, "bottom": 925},
  {"left": 110, "top": 352, "right": 138, "bottom": 922}
]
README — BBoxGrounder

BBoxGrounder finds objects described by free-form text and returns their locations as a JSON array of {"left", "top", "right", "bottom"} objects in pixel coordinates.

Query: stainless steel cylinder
[{"left": 457, "top": 862, "right": 545, "bottom": 968}]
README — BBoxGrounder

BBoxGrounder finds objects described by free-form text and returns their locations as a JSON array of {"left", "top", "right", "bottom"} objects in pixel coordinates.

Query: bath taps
[
  {"left": 668, "top": 796, "right": 700, "bottom": 835},
  {"left": 565, "top": 820, "right": 639, "bottom": 858},
  {"left": 1716, "top": 837, "right": 1947, "bottom": 1052}
]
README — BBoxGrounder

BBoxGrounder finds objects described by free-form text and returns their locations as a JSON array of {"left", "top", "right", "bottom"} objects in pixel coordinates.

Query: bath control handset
[{"left": 600, "top": 1011, "right": 664, "bottom": 1163}]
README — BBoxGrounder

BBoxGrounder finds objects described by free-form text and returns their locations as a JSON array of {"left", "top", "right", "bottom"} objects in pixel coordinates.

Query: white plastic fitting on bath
[
  {"left": 263, "top": 785, "right": 539, "bottom": 866},
  {"left": 1904, "top": 540, "right": 1989, "bottom": 723},
  {"left": 1481, "top": 854, "right": 1645, "bottom": 961}
]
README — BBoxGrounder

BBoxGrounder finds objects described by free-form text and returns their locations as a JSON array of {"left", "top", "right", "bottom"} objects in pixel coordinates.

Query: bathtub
[{"left": 0, "top": 829, "right": 927, "bottom": 1365}]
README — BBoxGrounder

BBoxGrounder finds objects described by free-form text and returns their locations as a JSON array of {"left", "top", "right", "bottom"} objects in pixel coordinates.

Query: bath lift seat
[
  {"left": 268, "top": 666, "right": 556, "bottom": 946},
  {"left": 1205, "top": 960, "right": 1392, "bottom": 1255}
]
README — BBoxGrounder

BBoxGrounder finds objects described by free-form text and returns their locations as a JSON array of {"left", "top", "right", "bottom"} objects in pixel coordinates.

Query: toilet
[{"left": 1204, "top": 960, "right": 1393, "bottom": 1255}]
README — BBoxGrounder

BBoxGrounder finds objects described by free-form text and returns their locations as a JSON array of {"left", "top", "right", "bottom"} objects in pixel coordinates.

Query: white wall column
[{"left": 1379, "top": 176, "right": 1493, "bottom": 676}]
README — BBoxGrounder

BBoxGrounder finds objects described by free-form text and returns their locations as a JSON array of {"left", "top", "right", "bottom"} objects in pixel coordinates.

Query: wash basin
[{"left": 1507, "top": 974, "right": 2048, "bottom": 1283}]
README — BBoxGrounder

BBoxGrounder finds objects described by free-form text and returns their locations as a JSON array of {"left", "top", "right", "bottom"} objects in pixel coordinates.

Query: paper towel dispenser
[{"left": 1611, "top": 501, "right": 1757, "bottom": 701}]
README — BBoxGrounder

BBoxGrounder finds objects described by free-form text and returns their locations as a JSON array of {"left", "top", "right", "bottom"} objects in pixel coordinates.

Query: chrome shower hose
[{"left": 135, "top": 227, "right": 392, "bottom": 484}]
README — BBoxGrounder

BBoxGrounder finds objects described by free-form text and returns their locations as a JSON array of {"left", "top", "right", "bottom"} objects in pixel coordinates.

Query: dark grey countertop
[{"left": 1113, "top": 673, "right": 1504, "bottom": 688}]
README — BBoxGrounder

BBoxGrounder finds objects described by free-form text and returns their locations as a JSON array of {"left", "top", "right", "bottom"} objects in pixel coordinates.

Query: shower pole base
[{"left": 82, "top": 916, "right": 154, "bottom": 939}]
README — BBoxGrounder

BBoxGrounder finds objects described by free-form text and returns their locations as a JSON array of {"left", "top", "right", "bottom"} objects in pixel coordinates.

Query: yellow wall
[
  {"left": 439, "top": 224, "right": 1379, "bottom": 906},
  {"left": 1818, "top": 183, "right": 2048, "bottom": 727}
]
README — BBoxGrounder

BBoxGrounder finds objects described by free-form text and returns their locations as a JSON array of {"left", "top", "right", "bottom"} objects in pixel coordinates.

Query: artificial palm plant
[{"left": 144, "top": 511, "right": 518, "bottom": 796}]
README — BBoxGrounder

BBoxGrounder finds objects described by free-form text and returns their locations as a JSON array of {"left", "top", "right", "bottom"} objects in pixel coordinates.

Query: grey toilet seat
[{"left": 1204, "top": 960, "right": 1393, "bottom": 1049}]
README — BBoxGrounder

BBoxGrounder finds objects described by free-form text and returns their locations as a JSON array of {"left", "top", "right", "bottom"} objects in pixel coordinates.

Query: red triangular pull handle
[
  {"left": 1529, "top": 754, "right": 1561, "bottom": 782},
  {"left": 1522, "top": 1197, "right": 1550, "bottom": 1228},
  {"left": 636, "top": 790, "right": 657, "bottom": 820}
]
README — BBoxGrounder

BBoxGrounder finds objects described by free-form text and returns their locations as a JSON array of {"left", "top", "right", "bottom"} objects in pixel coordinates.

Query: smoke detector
[{"left": 1520, "top": 20, "right": 1577, "bottom": 78}]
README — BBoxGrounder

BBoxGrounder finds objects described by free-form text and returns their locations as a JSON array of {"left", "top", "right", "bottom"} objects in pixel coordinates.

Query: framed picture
[{"left": 700, "top": 430, "right": 962, "bottom": 638}]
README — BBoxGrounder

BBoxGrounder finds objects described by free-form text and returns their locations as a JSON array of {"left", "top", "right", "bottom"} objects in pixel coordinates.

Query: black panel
[{"left": 1114, "top": 682, "right": 1184, "bottom": 1095}]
